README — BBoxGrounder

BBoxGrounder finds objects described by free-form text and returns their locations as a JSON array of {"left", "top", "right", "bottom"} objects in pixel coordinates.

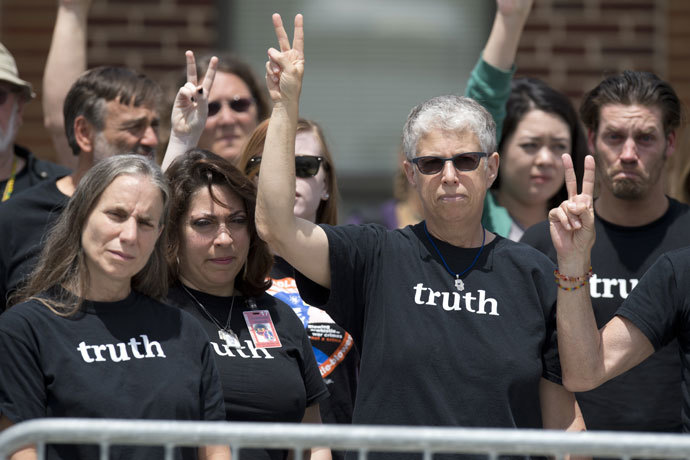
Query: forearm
[
  {"left": 255, "top": 100, "right": 300, "bottom": 249},
  {"left": 43, "top": 1, "right": 89, "bottom": 168},
  {"left": 198, "top": 445, "right": 231, "bottom": 460},
  {"left": 308, "top": 446, "right": 331, "bottom": 460},
  {"left": 162, "top": 132, "right": 199, "bottom": 171},
  {"left": 482, "top": 2, "right": 532, "bottom": 71},
  {"left": 556, "top": 258, "right": 606, "bottom": 391}
]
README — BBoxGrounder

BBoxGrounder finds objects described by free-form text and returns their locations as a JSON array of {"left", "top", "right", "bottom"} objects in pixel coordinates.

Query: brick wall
[
  {"left": 2, "top": 0, "right": 689, "bottom": 200},
  {"left": 1, "top": 0, "right": 217, "bottom": 162}
]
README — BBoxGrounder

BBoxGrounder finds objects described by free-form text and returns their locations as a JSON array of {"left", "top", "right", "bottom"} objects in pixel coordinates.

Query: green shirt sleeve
[
  {"left": 464, "top": 55, "right": 516, "bottom": 237},
  {"left": 463, "top": 54, "right": 515, "bottom": 143}
]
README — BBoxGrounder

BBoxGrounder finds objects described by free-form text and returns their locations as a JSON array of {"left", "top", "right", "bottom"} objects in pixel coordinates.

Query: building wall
[{"left": 2, "top": 0, "right": 688, "bottom": 199}]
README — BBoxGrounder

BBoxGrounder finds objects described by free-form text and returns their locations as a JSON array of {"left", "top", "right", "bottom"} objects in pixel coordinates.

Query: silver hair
[
  {"left": 402, "top": 95, "right": 496, "bottom": 161},
  {"left": 11, "top": 154, "right": 170, "bottom": 315}
]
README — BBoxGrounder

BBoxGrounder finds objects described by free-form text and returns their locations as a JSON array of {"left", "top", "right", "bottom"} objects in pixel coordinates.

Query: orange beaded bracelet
[{"left": 554, "top": 267, "right": 593, "bottom": 291}]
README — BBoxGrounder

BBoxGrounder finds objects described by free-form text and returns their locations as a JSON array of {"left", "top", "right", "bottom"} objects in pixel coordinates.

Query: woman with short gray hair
[{"left": 254, "top": 14, "right": 585, "bottom": 458}]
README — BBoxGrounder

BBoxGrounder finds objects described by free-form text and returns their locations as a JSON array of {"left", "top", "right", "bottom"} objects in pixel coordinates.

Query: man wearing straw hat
[{"left": 0, "top": 43, "right": 69, "bottom": 203}]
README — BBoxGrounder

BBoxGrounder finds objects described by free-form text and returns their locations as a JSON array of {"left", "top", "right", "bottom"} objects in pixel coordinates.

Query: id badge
[{"left": 243, "top": 310, "right": 281, "bottom": 348}]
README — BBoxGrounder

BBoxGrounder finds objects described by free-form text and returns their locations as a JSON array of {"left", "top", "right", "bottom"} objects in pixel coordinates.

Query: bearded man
[{"left": 522, "top": 70, "right": 688, "bottom": 434}]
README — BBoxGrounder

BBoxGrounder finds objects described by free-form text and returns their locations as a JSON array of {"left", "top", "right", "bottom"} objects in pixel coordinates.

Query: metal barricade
[{"left": 1, "top": 419, "right": 689, "bottom": 460}]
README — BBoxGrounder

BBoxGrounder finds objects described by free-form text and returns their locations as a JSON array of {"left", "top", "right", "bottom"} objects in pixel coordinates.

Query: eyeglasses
[
  {"left": 0, "top": 87, "right": 18, "bottom": 106},
  {"left": 207, "top": 96, "right": 255, "bottom": 117},
  {"left": 410, "top": 152, "right": 488, "bottom": 175},
  {"left": 247, "top": 155, "right": 325, "bottom": 178}
]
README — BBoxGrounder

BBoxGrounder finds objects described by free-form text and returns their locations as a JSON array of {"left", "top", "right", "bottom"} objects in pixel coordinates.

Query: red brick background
[{"left": 2, "top": 0, "right": 689, "bottom": 200}]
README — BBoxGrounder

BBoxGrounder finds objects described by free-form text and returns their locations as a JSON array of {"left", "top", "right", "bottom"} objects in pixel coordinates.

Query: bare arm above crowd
[
  {"left": 161, "top": 51, "right": 218, "bottom": 171},
  {"left": 254, "top": 13, "right": 331, "bottom": 288},
  {"left": 550, "top": 154, "right": 655, "bottom": 392},
  {"left": 43, "top": 0, "right": 91, "bottom": 170},
  {"left": 483, "top": 0, "right": 533, "bottom": 71}
]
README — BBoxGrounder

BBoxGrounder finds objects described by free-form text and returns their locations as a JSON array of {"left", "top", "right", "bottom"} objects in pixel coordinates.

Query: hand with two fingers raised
[
  {"left": 549, "top": 154, "right": 596, "bottom": 271},
  {"left": 265, "top": 13, "right": 304, "bottom": 105},
  {"left": 170, "top": 50, "right": 218, "bottom": 143}
]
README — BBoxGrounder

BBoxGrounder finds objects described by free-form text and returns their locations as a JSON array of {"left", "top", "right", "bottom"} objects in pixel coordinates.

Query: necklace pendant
[
  {"left": 219, "top": 329, "right": 240, "bottom": 348},
  {"left": 455, "top": 277, "right": 465, "bottom": 291}
]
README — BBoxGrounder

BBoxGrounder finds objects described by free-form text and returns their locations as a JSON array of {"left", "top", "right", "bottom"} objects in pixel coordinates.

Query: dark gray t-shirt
[
  {"left": 297, "top": 223, "right": 561, "bottom": 435},
  {"left": 0, "top": 290, "right": 225, "bottom": 460},
  {"left": 616, "top": 247, "right": 690, "bottom": 432},
  {"left": 521, "top": 198, "right": 690, "bottom": 432}
]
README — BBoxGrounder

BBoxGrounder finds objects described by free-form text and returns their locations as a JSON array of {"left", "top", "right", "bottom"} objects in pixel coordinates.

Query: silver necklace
[
  {"left": 423, "top": 221, "right": 485, "bottom": 291},
  {"left": 181, "top": 284, "right": 240, "bottom": 348}
]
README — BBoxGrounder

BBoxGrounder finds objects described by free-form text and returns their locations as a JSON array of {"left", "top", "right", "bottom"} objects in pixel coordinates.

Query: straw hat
[{"left": 0, "top": 42, "right": 35, "bottom": 100}]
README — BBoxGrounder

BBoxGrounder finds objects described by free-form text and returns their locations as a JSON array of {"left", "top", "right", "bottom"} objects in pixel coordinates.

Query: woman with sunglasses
[
  {"left": 255, "top": 14, "right": 585, "bottom": 456},
  {"left": 163, "top": 149, "right": 331, "bottom": 460},
  {"left": 238, "top": 120, "right": 359, "bottom": 460},
  {"left": 193, "top": 53, "right": 271, "bottom": 165}
]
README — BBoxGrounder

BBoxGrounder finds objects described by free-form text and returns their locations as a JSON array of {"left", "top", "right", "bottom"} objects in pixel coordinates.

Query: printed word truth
[
  {"left": 77, "top": 334, "right": 165, "bottom": 363},
  {"left": 413, "top": 283, "right": 499, "bottom": 316},
  {"left": 589, "top": 275, "right": 638, "bottom": 299}
]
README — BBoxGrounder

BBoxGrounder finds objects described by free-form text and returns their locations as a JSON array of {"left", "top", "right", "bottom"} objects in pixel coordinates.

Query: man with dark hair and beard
[{"left": 521, "top": 70, "right": 688, "bottom": 434}]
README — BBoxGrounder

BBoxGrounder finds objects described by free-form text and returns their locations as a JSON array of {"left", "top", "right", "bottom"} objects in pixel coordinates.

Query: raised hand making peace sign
[
  {"left": 549, "top": 153, "right": 596, "bottom": 269},
  {"left": 266, "top": 13, "right": 305, "bottom": 104},
  {"left": 163, "top": 51, "right": 218, "bottom": 170}
]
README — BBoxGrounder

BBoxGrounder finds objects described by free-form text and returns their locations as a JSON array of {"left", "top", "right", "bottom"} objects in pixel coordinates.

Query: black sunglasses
[
  {"left": 0, "top": 87, "right": 18, "bottom": 106},
  {"left": 247, "top": 155, "right": 325, "bottom": 178},
  {"left": 207, "top": 96, "right": 255, "bottom": 117},
  {"left": 411, "top": 152, "right": 488, "bottom": 175}
]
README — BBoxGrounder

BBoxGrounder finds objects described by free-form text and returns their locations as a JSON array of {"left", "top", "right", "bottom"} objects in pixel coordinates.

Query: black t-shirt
[
  {"left": 268, "top": 256, "right": 359, "bottom": 460},
  {"left": 521, "top": 198, "right": 690, "bottom": 432},
  {"left": 166, "top": 285, "right": 329, "bottom": 460},
  {"left": 0, "top": 178, "right": 68, "bottom": 310},
  {"left": 0, "top": 145, "right": 70, "bottom": 200},
  {"left": 616, "top": 247, "right": 690, "bottom": 432},
  {"left": 296, "top": 223, "right": 560, "bottom": 433},
  {"left": 0, "top": 290, "right": 225, "bottom": 460}
]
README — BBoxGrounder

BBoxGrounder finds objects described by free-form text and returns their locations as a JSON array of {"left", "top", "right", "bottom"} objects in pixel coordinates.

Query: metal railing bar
[{"left": 1, "top": 419, "right": 689, "bottom": 459}]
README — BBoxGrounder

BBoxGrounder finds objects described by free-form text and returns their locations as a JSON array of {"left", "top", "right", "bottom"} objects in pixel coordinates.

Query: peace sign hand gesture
[
  {"left": 170, "top": 50, "right": 218, "bottom": 142},
  {"left": 549, "top": 154, "right": 596, "bottom": 270},
  {"left": 162, "top": 51, "right": 217, "bottom": 170},
  {"left": 266, "top": 13, "right": 305, "bottom": 104}
]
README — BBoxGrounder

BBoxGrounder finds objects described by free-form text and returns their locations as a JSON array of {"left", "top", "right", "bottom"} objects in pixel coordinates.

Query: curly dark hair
[{"left": 165, "top": 149, "right": 272, "bottom": 296}]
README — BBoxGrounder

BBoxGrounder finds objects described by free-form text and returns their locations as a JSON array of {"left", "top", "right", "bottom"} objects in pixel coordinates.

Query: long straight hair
[{"left": 11, "top": 155, "right": 170, "bottom": 315}]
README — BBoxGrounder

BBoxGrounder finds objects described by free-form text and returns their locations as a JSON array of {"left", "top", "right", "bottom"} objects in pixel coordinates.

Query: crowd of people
[{"left": 1, "top": 0, "right": 690, "bottom": 459}]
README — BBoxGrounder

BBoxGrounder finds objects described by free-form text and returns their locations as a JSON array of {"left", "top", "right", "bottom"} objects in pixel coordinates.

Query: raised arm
[
  {"left": 161, "top": 51, "right": 217, "bottom": 171},
  {"left": 551, "top": 154, "right": 654, "bottom": 391},
  {"left": 464, "top": 0, "right": 532, "bottom": 140},
  {"left": 483, "top": 0, "right": 533, "bottom": 70},
  {"left": 42, "top": 0, "right": 91, "bottom": 170},
  {"left": 255, "top": 14, "right": 331, "bottom": 288}
]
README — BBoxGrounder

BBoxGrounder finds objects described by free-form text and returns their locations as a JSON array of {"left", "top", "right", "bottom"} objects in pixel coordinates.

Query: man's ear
[
  {"left": 74, "top": 115, "right": 96, "bottom": 154},
  {"left": 403, "top": 160, "right": 416, "bottom": 187},
  {"left": 665, "top": 130, "right": 677, "bottom": 158},
  {"left": 15, "top": 98, "right": 26, "bottom": 128},
  {"left": 486, "top": 152, "right": 499, "bottom": 188}
]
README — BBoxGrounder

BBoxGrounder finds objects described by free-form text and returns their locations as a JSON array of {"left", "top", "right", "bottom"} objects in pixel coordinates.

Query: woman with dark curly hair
[{"left": 164, "top": 149, "right": 330, "bottom": 460}]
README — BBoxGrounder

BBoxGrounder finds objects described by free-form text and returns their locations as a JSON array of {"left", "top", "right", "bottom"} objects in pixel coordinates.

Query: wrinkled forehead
[
  {"left": 188, "top": 183, "right": 246, "bottom": 213},
  {"left": 597, "top": 103, "right": 665, "bottom": 134},
  {"left": 416, "top": 128, "right": 482, "bottom": 156},
  {"left": 103, "top": 99, "right": 159, "bottom": 125}
]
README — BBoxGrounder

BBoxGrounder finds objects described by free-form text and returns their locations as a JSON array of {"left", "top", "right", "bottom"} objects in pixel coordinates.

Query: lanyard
[{"left": 1, "top": 155, "right": 18, "bottom": 202}]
